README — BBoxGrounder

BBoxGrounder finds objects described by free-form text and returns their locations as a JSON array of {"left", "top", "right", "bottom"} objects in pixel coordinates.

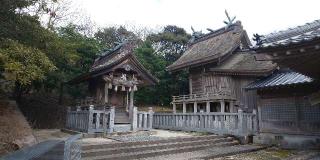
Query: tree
[
  {"left": 134, "top": 41, "right": 189, "bottom": 106},
  {"left": 147, "top": 25, "right": 191, "bottom": 63},
  {"left": 136, "top": 25, "right": 191, "bottom": 106},
  {"left": 42, "top": 24, "right": 101, "bottom": 97},
  {"left": 0, "top": 39, "right": 56, "bottom": 99},
  {"left": 94, "top": 26, "right": 140, "bottom": 51}
]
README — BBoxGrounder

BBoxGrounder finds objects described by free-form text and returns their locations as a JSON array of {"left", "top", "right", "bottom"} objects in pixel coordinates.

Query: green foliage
[
  {"left": 0, "top": 39, "right": 56, "bottom": 86},
  {"left": 0, "top": 0, "right": 101, "bottom": 98},
  {"left": 133, "top": 25, "right": 190, "bottom": 106},
  {"left": 148, "top": 25, "right": 191, "bottom": 63},
  {"left": 134, "top": 40, "right": 189, "bottom": 106},
  {"left": 95, "top": 26, "right": 139, "bottom": 51},
  {"left": 41, "top": 24, "right": 101, "bottom": 96},
  {"left": 0, "top": 0, "right": 190, "bottom": 106}
]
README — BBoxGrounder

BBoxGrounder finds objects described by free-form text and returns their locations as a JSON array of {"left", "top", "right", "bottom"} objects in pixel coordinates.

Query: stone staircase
[
  {"left": 114, "top": 107, "right": 131, "bottom": 132},
  {"left": 115, "top": 107, "right": 130, "bottom": 124},
  {"left": 81, "top": 135, "right": 241, "bottom": 160}
]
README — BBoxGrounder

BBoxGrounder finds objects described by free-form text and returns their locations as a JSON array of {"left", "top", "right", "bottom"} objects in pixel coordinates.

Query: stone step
[
  {"left": 147, "top": 144, "right": 266, "bottom": 160},
  {"left": 82, "top": 141, "right": 239, "bottom": 160},
  {"left": 82, "top": 135, "right": 224, "bottom": 150},
  {"left": 113, "top": 124, "right": 131, "bottom": 132},
  {"left": 82, "top": 137, "right": 233, "bottom": 157}
]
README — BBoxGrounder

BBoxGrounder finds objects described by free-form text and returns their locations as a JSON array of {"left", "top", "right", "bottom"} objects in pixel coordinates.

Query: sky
[{"left": 75, "top": 0, "right": 320, "bottom": 38}]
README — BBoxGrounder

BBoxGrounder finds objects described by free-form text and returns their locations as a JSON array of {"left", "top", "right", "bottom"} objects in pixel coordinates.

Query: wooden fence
[
  {"left": 66, "top": 106, "right": 115, "bottom": 133},
  {"left": 153, "top": 109, "right": 257, "bottom": 136},
  {"left": 132, "top": 107, "right": 153, "bottom": 131}
]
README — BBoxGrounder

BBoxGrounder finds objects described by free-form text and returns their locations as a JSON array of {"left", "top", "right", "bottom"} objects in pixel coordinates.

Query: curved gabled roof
[
  {"left": 67, "top": 42, "right": 158, "bottom": 85},
  {"left": 167, "top": 21, "right": 248, "bottom": 72}
]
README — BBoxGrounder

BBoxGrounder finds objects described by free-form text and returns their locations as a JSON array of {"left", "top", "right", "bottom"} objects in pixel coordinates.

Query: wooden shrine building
[
  {"left": 68, "top": 41, "right": 158, "bottom": 124},
  {"left": 167, "top": 21, "right": 276, "bottom": 114},
  {"left": 250, "top": 19, "right": 320, "bottom": 148}
]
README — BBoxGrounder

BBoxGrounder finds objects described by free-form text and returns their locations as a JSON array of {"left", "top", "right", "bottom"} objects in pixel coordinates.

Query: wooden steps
[{"left": 115, "top": 108, "right": 130, "bottom": 124}]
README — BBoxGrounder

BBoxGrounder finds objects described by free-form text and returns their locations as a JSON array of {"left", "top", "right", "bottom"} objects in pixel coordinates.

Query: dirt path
[{"left": 33, "top": 129, "right": 72, "bottom": 143}]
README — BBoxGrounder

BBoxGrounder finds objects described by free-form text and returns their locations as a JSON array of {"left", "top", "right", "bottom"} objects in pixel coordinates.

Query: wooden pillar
[
  {"left": 182, "top": 102, "right": 186, "bottom": 113},
  {"left": 126, "top": 90, "right": 129, "bottom": 111},
  {"left": 206, "top": 101, "right": 210, "bottom": 113},
  {"left": 220, "top": 100, "right": 225, "bottom": 113},
  {"left": 108, "top": 106, "right": 115, "bottom": 133},
  {"left": 129, "top": 90, "right": 134, "bottom": 120},
  {"left": 148, "top": 107, "right": 153, "bottom": 130},
  {"left": 88, "top": 105, "right": 94, "bottom": 133},
  {"left": 238, "top": 109, "right": 244, "bottom": 135},
  {"left": 96, "top": 85, "right": 101, "bottom": 104},
  {"left": 229, "top": 100, "right": 234, "bottom": 113},
  {"left": 173, "top": 103, "right": 176, "bottom": 113},
  {"left": 132, "top": 107, "right": 138, "bottom": 131},
  {"left": 193, "top": 102, "right": 197, "bottom": 113},
  {"left": 104, "top": 83, "right": 109, "bottom": 104},
  {"left": 252, "top": 109, "right": 258, "bottom": 133}
]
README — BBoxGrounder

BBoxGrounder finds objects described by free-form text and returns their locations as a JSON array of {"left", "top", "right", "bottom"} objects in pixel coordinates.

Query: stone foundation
[{"left": 254, "top": 133, "right": 320, "bottom": 149}]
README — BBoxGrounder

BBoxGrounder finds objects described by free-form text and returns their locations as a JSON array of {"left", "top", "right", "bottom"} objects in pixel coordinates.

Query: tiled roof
[
  {"left": 246, "top": 70, "right": 313, "bottom": 90},
  {"left": 167, "top": 21, "right": 246, "bottom": 71},
  {"left": 255, "top": 19, "right": 320, "bottom": 49},
  {"left": 210, "top": 50, "right": 276, "bottom": 76}
]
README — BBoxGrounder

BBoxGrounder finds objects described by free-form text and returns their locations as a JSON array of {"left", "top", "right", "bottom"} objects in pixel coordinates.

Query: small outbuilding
[{"left": 68, "top": 41, "right": 158, "bottom": 124}]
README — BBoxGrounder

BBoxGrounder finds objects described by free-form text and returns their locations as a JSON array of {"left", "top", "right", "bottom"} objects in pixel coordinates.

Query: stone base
[
  {"left": 113, "top": 124, "right": 132, "bottom": 132},
  {"left": 254, "top": 133, "right": 320, "bottom": 149},
  {"left": 236, "top": 135, "right": 253, "bottom": 144}
]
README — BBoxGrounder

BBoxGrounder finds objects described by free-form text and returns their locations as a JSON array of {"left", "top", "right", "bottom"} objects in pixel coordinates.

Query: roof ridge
[
  {"left": 189, "top": 21, "right": 243, "bottom": 46},
  {"left": 262, "top": 19, "right": 320, "bottom": 43}
]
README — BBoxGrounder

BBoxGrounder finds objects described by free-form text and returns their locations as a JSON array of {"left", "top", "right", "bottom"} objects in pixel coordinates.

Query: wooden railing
[
  {"left": 66, "top": 106, "right": 115, "bottom": 133},
  {"left": 132, "top": 107, "right": 153, "bottom": 131},
  {"left": 153, "top": 109, "right": 257, "bottom": 136},
  {"left": 172, "top": 90, "right": 233, "bottom": 102}
]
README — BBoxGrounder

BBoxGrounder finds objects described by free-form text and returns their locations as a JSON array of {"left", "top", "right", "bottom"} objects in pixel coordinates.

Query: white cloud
[{"left": 76, "top": 0, "right": 320, "bottom": 38}]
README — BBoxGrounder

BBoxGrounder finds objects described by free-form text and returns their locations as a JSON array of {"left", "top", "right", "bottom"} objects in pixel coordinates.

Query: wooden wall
[
  {"left": 88, "top": 76, "right": 127, "bottom": 108},
  {"left": 258, "top": 95, "right": 320, "bottom": 135},
  {"left": 189, "top": 68, "right": 258, "bottom": 112}
]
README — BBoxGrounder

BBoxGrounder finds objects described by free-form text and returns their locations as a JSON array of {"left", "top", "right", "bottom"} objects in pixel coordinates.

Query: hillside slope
[{"left": 0, "top": 99, "right": 37, "bottom": 156}]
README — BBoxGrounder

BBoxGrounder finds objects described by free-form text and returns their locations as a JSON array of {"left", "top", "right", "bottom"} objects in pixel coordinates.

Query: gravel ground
[
  {"left": 80, "top": 138, "right": 116, "bottom": 145},
  {"left": 80, "top": 129, "right": 209, "bottom": 145},
  {"left": 213, "top": 147, "right": 320, "bottom": 160},
  {"left": 106, "top": 129, "right": 204, "bottom": 142}
]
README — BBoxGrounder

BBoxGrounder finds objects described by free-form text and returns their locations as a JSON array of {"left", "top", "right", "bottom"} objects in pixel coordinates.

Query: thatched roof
[
  {"left": 209, "top": 50, "right": 276, "bottom": 76},
  {"left": 167, "top": 21, "right": 251, "bottom": 72},
  {"left": 68, "top": 42, "right": 158, "bottom": 85}
]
